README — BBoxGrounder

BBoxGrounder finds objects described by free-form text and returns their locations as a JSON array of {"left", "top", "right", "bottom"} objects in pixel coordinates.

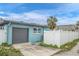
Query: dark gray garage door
[{"left": 12, "top": 28, "right": 28, "bottom": 44}]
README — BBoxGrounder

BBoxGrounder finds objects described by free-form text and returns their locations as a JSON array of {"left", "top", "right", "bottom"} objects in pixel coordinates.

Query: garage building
[{"left": 0, "top": 19, "right": 49, "bottom": 44}]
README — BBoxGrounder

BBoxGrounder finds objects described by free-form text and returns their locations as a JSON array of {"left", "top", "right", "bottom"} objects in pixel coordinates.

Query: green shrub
[
  {"left": 60, "top": 39, "right": 79, "bottom": 51},
  {"left": 39, "top": 43, "right": 58, "bottom": 48},
  {"left": 39, "top": 39, "right": 79, "bottom": 51},
  {"left": 1, "top": 42, "right": 10, "bottom": 47},
  {"left": 73, "top": 39, "right": 79, "bottom": 43},
  {"left": 0, "top": 43, "right": 23, "bottom": 56},
  {"left": 0, "top": 46, "right": 23, "bottom": 56}
]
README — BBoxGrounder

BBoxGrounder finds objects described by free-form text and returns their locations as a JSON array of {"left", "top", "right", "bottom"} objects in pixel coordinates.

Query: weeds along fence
[{"left": 44, "top": 30, "right": 79, "bottom": 47}]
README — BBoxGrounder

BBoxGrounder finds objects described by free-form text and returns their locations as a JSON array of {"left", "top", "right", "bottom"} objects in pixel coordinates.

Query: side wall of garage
[
  {"left": 6, "top": 23, "right": 44, "bottom": 44},
  {"left": 28, "top": 26, "right": 44, "bottom": 43}
]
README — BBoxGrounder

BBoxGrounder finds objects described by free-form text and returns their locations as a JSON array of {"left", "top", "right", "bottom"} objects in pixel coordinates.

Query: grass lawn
[{"left": 0, "top": 43, "right": 23, "bottom": 56}]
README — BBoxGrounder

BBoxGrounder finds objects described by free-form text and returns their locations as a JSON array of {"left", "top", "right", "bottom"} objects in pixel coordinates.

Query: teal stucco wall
[
  {"left": 29, "top": 26, "right": 44, "bottom": 43},
  {"left": 44, "top": 27, "right": 50, "bottom": 31},
  {"left": 6, "top": 23, "right": 44, "bottom": 44}
]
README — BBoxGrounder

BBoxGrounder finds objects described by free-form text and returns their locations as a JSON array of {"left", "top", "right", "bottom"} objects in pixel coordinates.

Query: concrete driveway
[{"left": 13, "top": 43, "right": 60, "bottom": 56}]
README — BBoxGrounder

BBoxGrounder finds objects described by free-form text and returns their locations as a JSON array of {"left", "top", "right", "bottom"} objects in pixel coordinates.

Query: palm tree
[{"left": 47, "top": 16, "right": 57, "bottom": 30}]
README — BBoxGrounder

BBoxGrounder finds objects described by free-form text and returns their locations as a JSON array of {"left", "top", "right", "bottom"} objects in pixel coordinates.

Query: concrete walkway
[
  {"left": 54, "top": 43, "right": 79, "bottom": 56},
  {"left": 13, "top": 43, "right": 61, "bottom": 56}
]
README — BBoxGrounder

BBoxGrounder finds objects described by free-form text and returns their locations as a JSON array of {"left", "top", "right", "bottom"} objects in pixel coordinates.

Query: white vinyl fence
[
  {"left": 44, "top": 30, "right": 79, "bottom": 47},
  {"left": 0, "top": 30, "right": 6, "bottom": 44}
]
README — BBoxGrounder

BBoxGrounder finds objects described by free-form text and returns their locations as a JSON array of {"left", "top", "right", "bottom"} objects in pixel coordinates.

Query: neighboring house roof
[
  {"left": 56, "top": 24, "right": 78, "bottom": 31},
  {"left": 0, "top": 18, "right": 48, "bottom": 27}
]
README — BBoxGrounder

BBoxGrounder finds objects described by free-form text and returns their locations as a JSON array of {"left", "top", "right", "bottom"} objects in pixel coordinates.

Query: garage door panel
[{"left": 12, "top": 28, "right": 28, "bottom": 44}]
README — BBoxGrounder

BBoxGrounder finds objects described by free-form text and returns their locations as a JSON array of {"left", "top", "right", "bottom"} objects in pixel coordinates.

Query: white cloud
[
  {"left": 57, "top": 16, "right": 79, "bottom": 25},
  {"left": 0, "top": 11, "right": 5, "bottom": 14},
  {"left": 31, "top": 4, "right": 79, "bottom": 17},
  {"left": 1, "top": 4, "right": 79, "bottom": 25},
  {"left": 1, "top": 10, "right": 79, "bottom": 25},
  {"left": 0, "top": 12, "right": 48, "bottom": 25}
]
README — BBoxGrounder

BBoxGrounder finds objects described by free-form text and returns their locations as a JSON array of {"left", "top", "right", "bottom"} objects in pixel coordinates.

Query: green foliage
[
  {"left": 73, "top": 38, "right": 79, "bottom": 43},
  {"left": 0, "top": 43, "right": 23, "bottom": 56},
  {"left": 60, "top": 39, "right": 79, "bottom": 51},
  {"left": 47, "top": 16, "right": 57, "bottom": 30},
  {"left": 1, "top": 42, "right": 11, "bottom": 47},
  {"left": 39, "top": 43, "right": 58, "bottom": 48},
  {"left": 39, "top": 39, "right": 79, "bottom": 51},
  {"left": 0, "top": 46, "right": 23, "bottom": 56}
]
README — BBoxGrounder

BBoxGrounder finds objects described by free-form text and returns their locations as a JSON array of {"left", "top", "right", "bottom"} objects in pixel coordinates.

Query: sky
[{"left": 0, "top": 3, "right": 79, "bottom": 25}]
